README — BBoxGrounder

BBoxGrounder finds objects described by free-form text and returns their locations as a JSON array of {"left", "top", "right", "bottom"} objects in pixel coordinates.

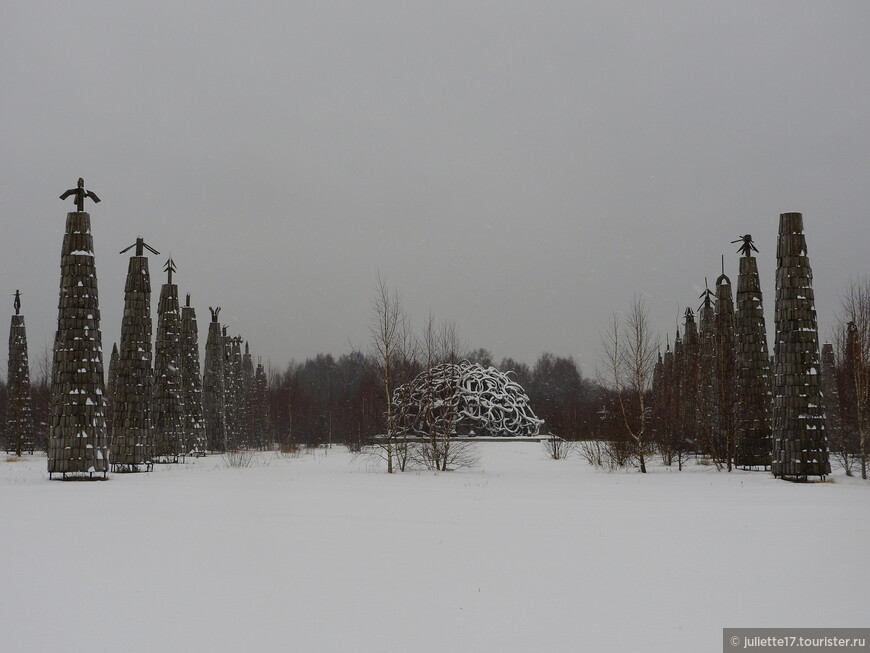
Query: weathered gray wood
[
  {"left": 203, "top": 309, "right": 226, "bottom": 452},
  {"left": 110, "top": 251, "right": 155, "bottom": 472},
  {"left": 105, "top": 342, "right": 119, "bottom": 438},
  {"left": 734, "top": 252, "right": 773, "bottom": 469},
  {"left": 250, "top": 357, "right": 271, "bottom": 449},
  {"left": 223, "top": 332, "right": 244, "bottom": 450},
  {"left": 238, "top": 341, "right": 255, "bottom": 448},
  {"left": 697, "top": 286, "right": 716, "bottom": 456},
  {"left": 6, "top": 312, "right": 36, "bottom": 455},
  {"left": 181, "top": 295, "right": 207, "bottom": 455},
  {"left": 152, "top": 264, "right": 185, "bottom": 463},
  {"left": 48, "top": 211, "right": 110, "bottom": 479},
  {"left": 713, "top": 273, "right": 737, "bottom": 467},
  {"left": 771, "top": 212, "right": 830, "bottom": 480},
  {"left": 680, "top": 311, "right": 700, "bottom": 451}
]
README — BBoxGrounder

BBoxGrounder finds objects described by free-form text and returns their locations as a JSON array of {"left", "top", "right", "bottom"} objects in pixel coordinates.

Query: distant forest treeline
[
  {"left": 0, "top": 349, "right": 602, "bottom": 451},
  {"left": 265, "top": 349, "right": 600, "bottom": 448}
]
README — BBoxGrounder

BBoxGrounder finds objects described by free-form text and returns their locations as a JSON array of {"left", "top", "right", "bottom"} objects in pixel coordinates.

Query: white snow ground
[{"left": 1, "top": 443, "right": 867, "bottom": 653}]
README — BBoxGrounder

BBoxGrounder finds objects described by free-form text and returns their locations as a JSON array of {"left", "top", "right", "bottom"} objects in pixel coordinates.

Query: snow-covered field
[{"left": 2, "top": 443, "right": 867, "bottom": 653}]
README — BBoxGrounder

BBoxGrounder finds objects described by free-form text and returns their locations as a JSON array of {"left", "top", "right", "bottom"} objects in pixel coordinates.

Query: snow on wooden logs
[
  {"left": 48, "top": 211, "right": 109, "bottom": 479},
  {"left": 771, "top": 212, "right": 830, "bottom": 480},
  {"left": 110, "top": 252, "right": 155, "bottom": 472}
]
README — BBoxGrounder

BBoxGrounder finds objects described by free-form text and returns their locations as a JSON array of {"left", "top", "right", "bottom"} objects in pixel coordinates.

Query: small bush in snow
[
  {"left": 543, "top": 436, "right": 573, "bottom": 460},
  {"left": 223, "top": 450, "right": 256, "bottom": 468}
]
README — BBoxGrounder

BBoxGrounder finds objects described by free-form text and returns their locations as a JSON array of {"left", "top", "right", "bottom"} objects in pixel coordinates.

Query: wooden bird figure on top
[
  {"left": 120, "top": 237, "right": 160, "bottom": 258},
  {"left": 60, "top": 178, "right": 100, "bottom": 212}
]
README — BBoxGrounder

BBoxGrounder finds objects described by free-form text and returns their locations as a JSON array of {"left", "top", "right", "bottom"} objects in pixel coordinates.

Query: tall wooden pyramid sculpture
[
  {"left": 203, "top": 307, "right": 227, "bottom": 452},
  {"left": 181, "top": 293, "right": 207, "bottom": 455},
  {"left": 106, "top": 342, "right": 119, "bottom": 438},
  {"left": 223, "top": 332, "right": 243, "bottom": 450},
  {"left": 6, "top": 291, "right": 36, "bottom": 456},
  {"left": 251, "top": 356, "right": 271, "bottom": 450},
  {"left": 152, "top": 258, "right": 186, "bottom": 463},
  {"left": 48, "top": 178, "right": 109, "bottom": 479},
  {"left": 672, "top": 328, "right": 683, "bottom": 435},
  {"left": 111, "top": 237, "right": 159, "bottom": 472},
  {"left": 662, "top": 341, "right": 675, "bottom": 433},
  {"left": 713, "top": 270, "right": 737, "bottom": 470},
  {"left": 240, "top": 341, "right": 255, "bottom": 449},
  {"left": 733, "top": 235, "right": 773, "bottom": 469},
  {"left": 650, "top": 350, "right": 664, "bottom": 445},
  {"left": 771, "top": 213, "right": 830, "bottom": 480},
  {"left": 680, "top": 308, "right": 700, "bottom": 455},
  {"left": 697, "top": 282, "right": 716, "bottom": 457}
]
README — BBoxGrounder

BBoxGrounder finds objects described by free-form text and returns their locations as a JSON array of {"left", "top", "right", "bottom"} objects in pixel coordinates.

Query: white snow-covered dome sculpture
[{"left": 392, "top": 361, "right": 543, "bottom": 437}]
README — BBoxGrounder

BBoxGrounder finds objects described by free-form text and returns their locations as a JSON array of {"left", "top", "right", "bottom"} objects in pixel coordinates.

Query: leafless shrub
[
  {"left": 543, "top": 435, "right": 573, "bottom": 460},
  {"left": 412, "top": 438, "right": 479, "bottom": 471},
  {"left": 577, "top": 438, "right": 633, "bottom": 471},
  {"left": 275, "top": 441, "right": 301, "bottom": 459},
  {"left": 577, "top": 439, "right": 605, "bottom": 468},
  {"left": 223, "top": 449, "right": 256, "bottom": 468}
]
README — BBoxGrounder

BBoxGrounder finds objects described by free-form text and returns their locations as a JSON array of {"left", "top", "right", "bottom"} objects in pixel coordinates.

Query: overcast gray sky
[{"left": 2, "top": 1, "right": 869, "bottom": 377}]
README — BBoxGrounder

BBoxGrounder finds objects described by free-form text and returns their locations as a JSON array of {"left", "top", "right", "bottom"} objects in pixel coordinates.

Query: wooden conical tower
[
  {"left": 670, "top": 329, "right": 683, "bottom": 459},
  {"left": 662, "top": 342, "right": 676, "bottom": 448},
  {"left": 771, "top": 212, "right": 830, "bottom": 480},
  {"left": 679, "top": 308, "right": 700, "bottom": 461},
  {"left": 240, "top": 341, "right": 255, "bottom": 448},
  {"left": 733, "top": 236, "right": 772, "bottom": 469},
  {"left": 6, "top": 291, "right": 36, "bottom": 456},
  {"left": 48, "top": 179, "right": 109, "bottom": 479},
  {"left": 111, "top": 238, "right": 158, "bottom": 472},
  {"left": 650, "top": 350, "right": 666, "bottom": 452},
  {"left": 105, "top": 342, "right": 119, "bottom": 438},
  {"left": 697, "top": 283, "right": 716, "bottom": 458},
  {"left": 223, "top": 333, "right": 243, "bottom": 450},
  {"left": 251, "top": 357, "right": 271, "bottom": 450},
  {"left": 152, "top": 258, "right": 186, "bottom": 463},
  {"left": 181, "top": 294, "right": 207, "bottom": 455},
  {"left": 713, "top": 272, "right": 737, "bottom": 470},
  {"left": 203, "top": 307, "right": 226, "bottom": 452}
]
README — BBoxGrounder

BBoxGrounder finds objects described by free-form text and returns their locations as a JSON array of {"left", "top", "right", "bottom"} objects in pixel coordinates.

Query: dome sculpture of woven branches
[{"left": 392, "top": 361, "right": 544, "bottom": 437}]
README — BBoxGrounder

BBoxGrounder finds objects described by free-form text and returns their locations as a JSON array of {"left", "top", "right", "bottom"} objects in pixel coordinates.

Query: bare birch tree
[
  {"left": 368, "top": 273, "right": 414, "bottom": 473},
  {"left": 416, "top": 314, "right": 442, "bottom": 470},
  {"left": 836, "top": 278, "right": 870, "bottom": 479},
  {"left": 434, "top": 321, "right": 462, "bottom": 471},
  {"left": 31, "top": 342, "right": 52, "bottom": 451},
  {"left": 821, "top": 341, "right": 854, "bottom": 475},
  {"left": 598, "top": 296, "right": 658, "bottom": 473}
]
